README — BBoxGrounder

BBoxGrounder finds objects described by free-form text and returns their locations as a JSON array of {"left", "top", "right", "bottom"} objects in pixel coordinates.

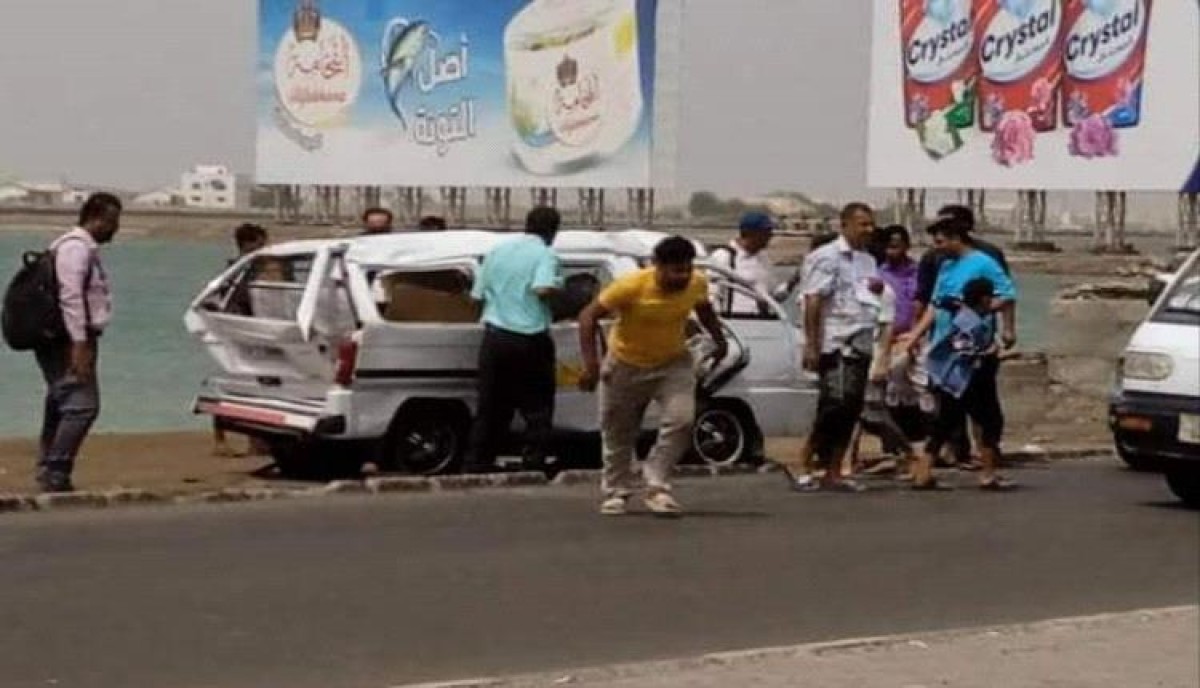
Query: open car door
[{"left": 185, "top": 244, "right": 357, "bottom": 399}]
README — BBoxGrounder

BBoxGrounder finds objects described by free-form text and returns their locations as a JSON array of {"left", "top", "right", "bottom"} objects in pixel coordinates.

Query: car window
[
  {"left": 372, "top": 268, "right": 480, "bottom": 323},
  {"left": 202, "top": 254, "right": 311, "bottom": 320},
  {"left": 550, "top": 263, "right": 612, "bottom": 322},
  {"left": 1152, "top": 257, "right": 1200, "bottom": 325}
]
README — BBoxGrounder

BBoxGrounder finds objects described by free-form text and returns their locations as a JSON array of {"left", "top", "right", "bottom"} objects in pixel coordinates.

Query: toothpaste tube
[
  {"left": 900, "top": 0, "right": 980, "bottom": 130},
  {"left": 977, "top": 0, "right": 1066, "bottom": 132},
  {"left": 1062, "top": 0, "right": 1152, "bottom": 129}
]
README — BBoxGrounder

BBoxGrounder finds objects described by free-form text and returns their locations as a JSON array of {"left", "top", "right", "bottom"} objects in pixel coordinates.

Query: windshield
[{"left": 1153, "top": 256, "right": 1200, "bottom": 323}]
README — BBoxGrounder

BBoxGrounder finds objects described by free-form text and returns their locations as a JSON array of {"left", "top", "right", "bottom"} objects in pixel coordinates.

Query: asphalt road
[{"left": 0, "top": 460, "right": 1195, "bottom": 688}]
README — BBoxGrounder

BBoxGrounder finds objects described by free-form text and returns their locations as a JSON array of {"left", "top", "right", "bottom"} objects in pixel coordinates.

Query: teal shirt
[{"left": 472, "top": 235, "right": 562, "bottom": 334}]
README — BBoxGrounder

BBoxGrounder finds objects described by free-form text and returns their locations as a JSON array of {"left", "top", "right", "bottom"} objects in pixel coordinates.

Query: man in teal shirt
[{"left": 465, "top": 207, "right": 563, "bottom": 473}]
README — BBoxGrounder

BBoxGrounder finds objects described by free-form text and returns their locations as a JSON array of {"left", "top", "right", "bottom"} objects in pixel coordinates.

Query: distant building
[
  {"left": 0, "top": 183, "right": 29, "bottom": 204},
  {"left": 133, "top": 189, "right": 183, "bottom": 207},
  {"left": 180, "top": 165, "right": 236, "bottom": 209},
  {"left": 61, "top": 189, "right": 89, "bottom": 206},
  {"left": 20, "top": 182, "right": 71, "bottom": 206}
]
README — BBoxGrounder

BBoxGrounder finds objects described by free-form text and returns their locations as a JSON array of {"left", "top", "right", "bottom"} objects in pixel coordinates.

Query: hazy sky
[{"left": 0, "top": 1, "right": 875, "bottom": 199}]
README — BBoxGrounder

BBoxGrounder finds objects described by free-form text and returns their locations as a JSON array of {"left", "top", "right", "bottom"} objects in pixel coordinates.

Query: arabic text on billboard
[{"left": 257, "top": 0, "right": 658, "bottom": 187}]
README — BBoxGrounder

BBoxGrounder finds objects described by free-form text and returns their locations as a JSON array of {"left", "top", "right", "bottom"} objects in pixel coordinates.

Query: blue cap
[{"left": 739, "top": 211, "right": 776, "bottom": 233}]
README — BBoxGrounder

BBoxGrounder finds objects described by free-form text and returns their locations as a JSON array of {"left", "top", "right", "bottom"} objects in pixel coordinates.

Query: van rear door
[{"left": 186, "top": 245, "right": 357, "bottom": 399}]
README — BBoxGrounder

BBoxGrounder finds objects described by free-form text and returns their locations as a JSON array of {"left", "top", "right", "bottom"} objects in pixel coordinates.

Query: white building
[
  {"left": 0, "top": 183, "right": 29, "bottom": 204},
  {"left": 180, "top": 165, "right": 236, "bottom": 209},
  {"left": 61, "top": 189, "right": 89, "bottom": 205},
  {"left": 133, "top": 189, "right": 183, "bottom": 207}
]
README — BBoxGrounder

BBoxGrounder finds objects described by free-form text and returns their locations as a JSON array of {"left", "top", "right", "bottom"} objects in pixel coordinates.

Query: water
[
  {"left": 0, "top": 232, "right": 223, "bottom": 438},
  {"left": 0, "top": 231, "right": 1070, "bottom": 438}
]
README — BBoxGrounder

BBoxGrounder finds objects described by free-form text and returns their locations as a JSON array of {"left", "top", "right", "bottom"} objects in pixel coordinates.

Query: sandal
[
  {"left": 825, "top": 479, "right": 868, "bottom": 493},
  {"left": 911, "top": 479, "right": 953, "bottom": 492},
  {"left": 979, "top": 477, "right": 1018, "bottom": 491}
]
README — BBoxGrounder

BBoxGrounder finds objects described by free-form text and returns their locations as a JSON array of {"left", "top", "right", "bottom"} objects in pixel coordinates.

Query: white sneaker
[
  {"left": 644, "top": 491, "right": 683, "bottom": 517},
  {"left": 600, "top": 496, "right": 628, "bottom": 516}
]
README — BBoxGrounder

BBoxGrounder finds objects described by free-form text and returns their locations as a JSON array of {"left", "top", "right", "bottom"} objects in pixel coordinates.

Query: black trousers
[
  {"left": 926, "top": 359, "right": 1005, "bottom": 457},
  {"left": 466, "top": 326, "right": 556, "bottom": 470},
  {"left": 810, "top": 353, "right": 870, "bottom": 464}
]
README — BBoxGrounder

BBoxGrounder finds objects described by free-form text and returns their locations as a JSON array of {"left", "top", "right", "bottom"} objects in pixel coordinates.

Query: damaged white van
[{"left": 185, "top": 230, "right": 816, "bottom": 478}]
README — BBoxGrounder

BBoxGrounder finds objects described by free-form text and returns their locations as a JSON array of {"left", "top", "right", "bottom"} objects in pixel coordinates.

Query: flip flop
[
  {"left": 826, "top": 479, "right": 868, "bottom": 494},
  {"left": 979, "top": 477, "right": 1018, "bottom": 492}
]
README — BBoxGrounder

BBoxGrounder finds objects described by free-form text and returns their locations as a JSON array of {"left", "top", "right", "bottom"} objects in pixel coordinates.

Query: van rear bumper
[{"left": 194, "top": 395, "right": 346, "bottom": 438}]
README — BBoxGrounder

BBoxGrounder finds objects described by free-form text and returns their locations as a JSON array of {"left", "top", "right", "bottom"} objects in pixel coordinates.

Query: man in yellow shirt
[{"left": 578, "top": 237, "right": 728, "bottom": 517}]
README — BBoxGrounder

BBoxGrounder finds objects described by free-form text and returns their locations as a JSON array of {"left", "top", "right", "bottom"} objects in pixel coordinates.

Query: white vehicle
[
  {"left": 185, "top": 230, "right": 816, "bottom": 478},
  {"left": 1109, "top": 249, "right": 1200, "bottom": 507}
]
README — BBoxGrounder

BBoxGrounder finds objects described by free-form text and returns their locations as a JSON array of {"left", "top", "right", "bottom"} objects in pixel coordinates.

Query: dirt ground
[{"left": 0, "top": 402, "right": 1113, "bottom": 496}]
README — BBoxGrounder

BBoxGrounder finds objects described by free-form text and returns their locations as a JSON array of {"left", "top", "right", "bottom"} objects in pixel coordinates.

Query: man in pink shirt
[{"left": 35, "top": 192, "right": 122, "bottom": 493}]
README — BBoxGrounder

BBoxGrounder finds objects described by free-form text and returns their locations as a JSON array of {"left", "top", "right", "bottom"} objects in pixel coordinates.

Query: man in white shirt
[
  {"left": 708, "top": 212, "right": 776, "bottom": 316},
  {"left": 785, "top": 203, "right": 879, "bottom": 492}
]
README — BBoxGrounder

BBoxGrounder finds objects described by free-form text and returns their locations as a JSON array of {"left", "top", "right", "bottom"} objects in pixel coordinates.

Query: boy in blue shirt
[{"left": 913, "top": 277, "right": 1014, "bottom": 491}]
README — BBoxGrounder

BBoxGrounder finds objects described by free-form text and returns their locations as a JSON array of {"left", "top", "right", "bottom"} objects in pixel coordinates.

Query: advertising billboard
[
  {"left": 868, "top": 0, "right": 1200, "bottom": 191},
  {"left": 256, "top": 0, "right": 661, "bottom": 187}
]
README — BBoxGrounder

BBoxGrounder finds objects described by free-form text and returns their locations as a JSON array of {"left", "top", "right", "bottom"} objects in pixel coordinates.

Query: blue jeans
[{"left": 35, "top": 343, "right": 100, "bottom": 485}]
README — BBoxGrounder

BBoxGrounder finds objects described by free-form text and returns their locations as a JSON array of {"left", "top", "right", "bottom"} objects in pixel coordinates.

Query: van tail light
[{"left": 335, "top": 337, "right": 359, "bottom": 387}]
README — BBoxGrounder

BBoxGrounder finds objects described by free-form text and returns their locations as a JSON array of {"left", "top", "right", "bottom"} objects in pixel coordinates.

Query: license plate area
[{"left": 1179, "top": 414, "right": 1200, "bottom": 445}]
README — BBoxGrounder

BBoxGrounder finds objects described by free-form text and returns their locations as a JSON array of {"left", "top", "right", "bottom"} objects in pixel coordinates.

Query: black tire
[
  {"left": 1165, "top": 469, "right": 1200, "bottom": 508},
  {"left": 381, "top": 404, "right": 467, "bottom": 476},
  {"left": 690, "top": 401, "right": 763, "bottom": 468},
  {"left": 1116, "top": 444, "right": 1162, "bottom": 472}
]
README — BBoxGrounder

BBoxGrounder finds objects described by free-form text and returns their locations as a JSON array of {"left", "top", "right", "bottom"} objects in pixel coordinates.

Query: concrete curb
[
  {"left": 0, "top": 446, "right": 1112, "bottom": 517},
  {"left": 388, "top": 606, "right": 1197, "bottom": 688}
]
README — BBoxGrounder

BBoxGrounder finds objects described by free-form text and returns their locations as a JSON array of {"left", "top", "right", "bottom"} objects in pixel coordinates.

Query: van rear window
[{"left": 373, "top": 269, "right": 481, "bottom": 323}]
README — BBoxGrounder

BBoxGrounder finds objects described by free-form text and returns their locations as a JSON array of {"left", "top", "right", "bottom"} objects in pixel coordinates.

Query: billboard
[
  {"left": 256, "top": 0, "right": 661, "bottom": 187},
  {"left": 868, "top": 0, "right": 1200, "bottom": 191}
]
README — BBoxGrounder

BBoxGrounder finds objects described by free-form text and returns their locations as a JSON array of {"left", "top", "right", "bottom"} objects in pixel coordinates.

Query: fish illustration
[{"left": 381, "top": 19, "right": 430, "bottom": 129}]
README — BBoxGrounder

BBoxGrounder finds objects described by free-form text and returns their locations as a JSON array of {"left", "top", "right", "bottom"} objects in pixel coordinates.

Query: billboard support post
[
  {"left": 484, "top": 188, "right": 513, "bottom": 229},
  {"left": 1179, "top": 194, "right": 1199, "bottom": 250},
  {"left": 627, "top": 188, "right": 654, "bottom": 227},
  {"left": 1094, "top": 191, "right": 1130, "bottom": 253}
]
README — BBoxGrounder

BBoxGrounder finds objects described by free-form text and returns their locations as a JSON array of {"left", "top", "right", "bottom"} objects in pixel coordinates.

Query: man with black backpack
[{"left": 2, "top": 193, "right": 122, "bottom": 492}]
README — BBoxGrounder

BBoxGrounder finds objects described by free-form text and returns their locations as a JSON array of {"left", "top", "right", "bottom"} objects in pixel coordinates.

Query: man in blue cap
[{"left": 709, "top": 211, "right": 777, "bottom": 316}]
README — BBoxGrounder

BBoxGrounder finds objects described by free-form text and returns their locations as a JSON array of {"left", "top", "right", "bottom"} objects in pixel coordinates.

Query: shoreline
[{"left": 1, "top": 214, "right": 1174, "bottom": 277}]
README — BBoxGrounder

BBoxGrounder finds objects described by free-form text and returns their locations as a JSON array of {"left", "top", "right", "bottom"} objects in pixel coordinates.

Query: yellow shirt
[{"left": 598, "top": 268, "right": 709, "bottom": 369}]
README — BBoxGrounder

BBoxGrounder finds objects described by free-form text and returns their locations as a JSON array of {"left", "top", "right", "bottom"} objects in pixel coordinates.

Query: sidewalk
[{"left": 405, "top": 607, "right": 1199, "bottom": 688}]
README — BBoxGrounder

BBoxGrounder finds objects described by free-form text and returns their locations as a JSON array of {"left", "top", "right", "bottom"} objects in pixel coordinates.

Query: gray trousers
[
  {"left": 599, "top": 355, "right": 696, "bottom": 497},
  {"left": 35, "top": 342, "right": 100, "bottom": 480}
]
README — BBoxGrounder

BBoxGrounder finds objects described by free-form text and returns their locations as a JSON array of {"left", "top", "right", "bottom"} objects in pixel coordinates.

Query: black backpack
[{"left": 1, "top": 239, "right": 89, "bottom": 351}]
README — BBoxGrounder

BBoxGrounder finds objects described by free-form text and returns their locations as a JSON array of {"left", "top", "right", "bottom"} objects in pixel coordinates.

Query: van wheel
[
  {"left": 382, "top": 404, "right": 466, "bottom": 476},
  {"left": 1166, "top": 469, "right": 1200, "bottom": 508},
  {"left": 691, "top": 401, "right": 762, "bottom": 468},
  {"left": 1116, "top": 445, "right": 1161, "bottom": 472}
]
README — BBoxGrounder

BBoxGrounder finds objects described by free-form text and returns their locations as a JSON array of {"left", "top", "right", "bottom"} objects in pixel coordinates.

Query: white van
[
  {"left": 185, "top": 230, "right": 816, "bottom": 478},
  {"left": 1109, "top": 248, "right": 1200, "bottom": 506}
]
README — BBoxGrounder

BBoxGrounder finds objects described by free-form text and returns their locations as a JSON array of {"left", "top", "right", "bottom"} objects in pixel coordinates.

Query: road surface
[{"left": 0, "top": 460, "right": 1195, "bottom": 688}]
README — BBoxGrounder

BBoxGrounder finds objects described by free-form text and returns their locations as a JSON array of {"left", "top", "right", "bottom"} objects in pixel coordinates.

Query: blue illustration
[
  {"left": 925, "top": 0, "right": 957, "bottom": 24},
  {"left": 1001, "top": 0, "right": 1036, "bottom": 18},
  {"left": 1084, "top": 0, "right": 1118, "bottom": 16},
  {"left": 380, "top": 19, "right": 431, "bottom": 130}
]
